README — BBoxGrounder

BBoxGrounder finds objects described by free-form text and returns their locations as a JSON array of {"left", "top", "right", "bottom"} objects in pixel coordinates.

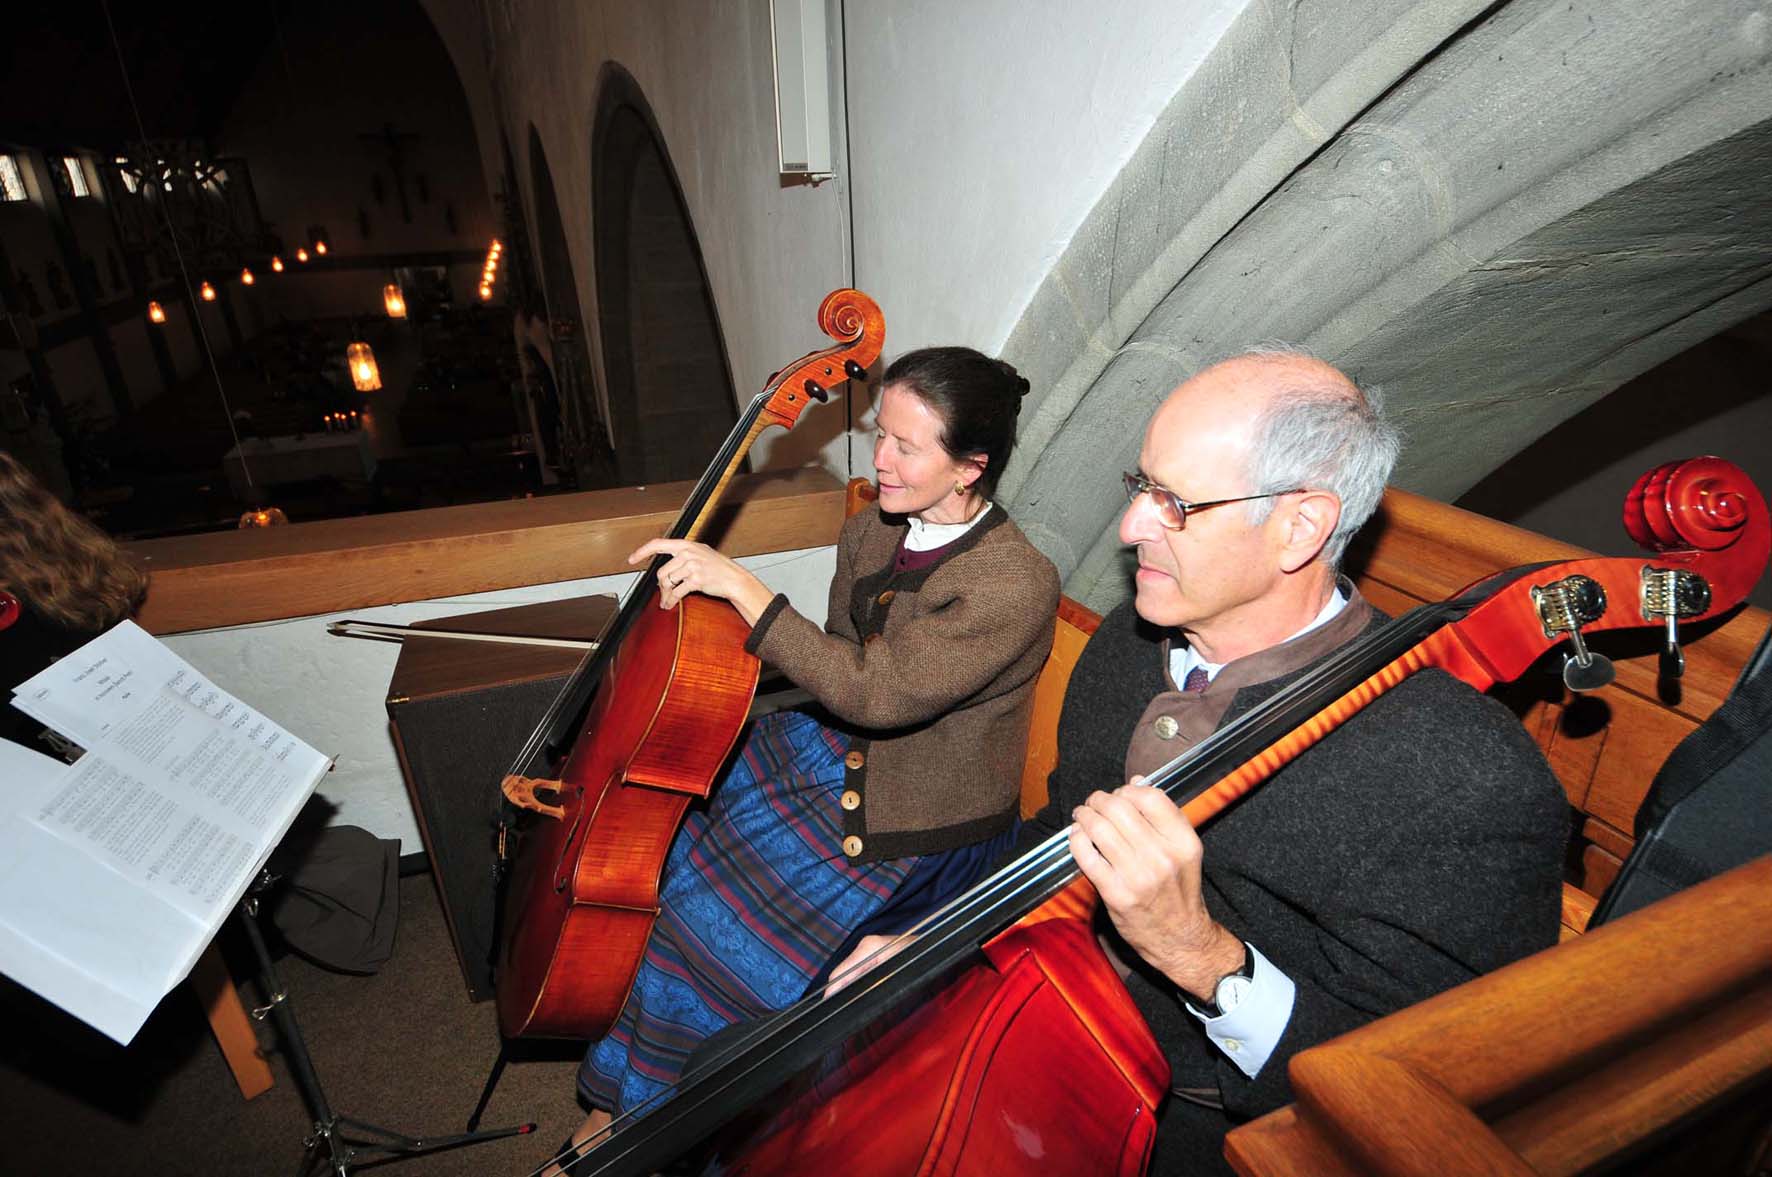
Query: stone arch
[
  {"left": 590, "top": 64, "right": 738, "bottom": 486},
  {"left": 528, "top": 124, "right": 617, "bottom": 488},
  {"left": 996, "top": 0, "right": 1772, "bottom": 613}
]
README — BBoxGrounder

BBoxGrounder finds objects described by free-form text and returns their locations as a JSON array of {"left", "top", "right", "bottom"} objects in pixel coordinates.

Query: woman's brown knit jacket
[{"left": 744, "top": 505, "right": 1059, "bottom": 863}]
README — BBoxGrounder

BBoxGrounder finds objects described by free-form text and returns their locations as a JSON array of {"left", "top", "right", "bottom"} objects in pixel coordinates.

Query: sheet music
[{"left": 2, "top": 622, "right": 330, "bottom": 1044}]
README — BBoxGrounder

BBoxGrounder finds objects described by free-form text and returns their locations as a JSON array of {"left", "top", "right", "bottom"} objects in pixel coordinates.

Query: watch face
[{"left": 1216, "top": 973, "right": 1254, "bottom": 1014}]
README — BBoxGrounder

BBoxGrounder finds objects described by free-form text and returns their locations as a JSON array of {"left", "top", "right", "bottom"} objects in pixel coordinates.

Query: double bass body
[{"left": 708, "top": 886, "right": 1167, "bottom": 1177}]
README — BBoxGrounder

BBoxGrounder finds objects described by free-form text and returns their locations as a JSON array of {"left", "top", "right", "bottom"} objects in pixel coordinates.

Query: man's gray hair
[{"left": 1237, "top": 344, "right": 1401, "bottom": 565}]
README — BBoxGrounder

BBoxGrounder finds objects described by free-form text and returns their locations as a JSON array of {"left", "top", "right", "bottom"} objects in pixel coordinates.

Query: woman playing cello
[{"left": 553, "top": 347, "right": 1059, "bottom": 1164}]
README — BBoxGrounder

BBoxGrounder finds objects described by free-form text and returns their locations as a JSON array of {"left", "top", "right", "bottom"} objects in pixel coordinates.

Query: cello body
[
  {"left": 494, "top": 289, "right": 886, "bottom": 1040},
  {"left": 497, "top": 594, "right": 759, "bottom": 1038}
]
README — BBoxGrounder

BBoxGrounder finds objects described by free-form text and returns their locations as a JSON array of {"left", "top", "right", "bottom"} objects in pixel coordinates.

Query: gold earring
[{"left": 954, "top": 481, "right": 967, "bottom": 497}]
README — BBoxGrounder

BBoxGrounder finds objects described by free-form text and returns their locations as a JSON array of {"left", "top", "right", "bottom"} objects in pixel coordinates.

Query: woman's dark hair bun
[{"left": 990, "top": 357, "right": 1032, "bottom": 400}]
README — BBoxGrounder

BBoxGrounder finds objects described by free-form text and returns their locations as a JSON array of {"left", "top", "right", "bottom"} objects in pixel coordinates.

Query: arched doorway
[
  {"left": 528, "top": 124, "right": 617, "bottom": 488},
  {"left": 591, "top": 67, "right": 738, "bottom": 486}
]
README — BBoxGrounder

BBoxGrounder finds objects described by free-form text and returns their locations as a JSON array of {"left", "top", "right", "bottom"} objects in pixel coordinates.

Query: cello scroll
[{"left": 756, "top": 288, "right": 886, "bottom": 431}]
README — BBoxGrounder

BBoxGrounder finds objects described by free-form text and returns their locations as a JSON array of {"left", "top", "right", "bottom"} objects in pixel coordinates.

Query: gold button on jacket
[
  {"left": 842, "top": 835, "right": 864, "bottom": 857},
  {"left": 844, "top": 750, "right": 866, "bottom": 770},
  {"left": 840, "top": 789, "right": 862, "bottom": 811}
]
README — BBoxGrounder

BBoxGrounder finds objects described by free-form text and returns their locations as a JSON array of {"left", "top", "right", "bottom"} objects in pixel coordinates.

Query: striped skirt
[{"left": 578, "top": 709, "right": 920, "bottom": 1114}]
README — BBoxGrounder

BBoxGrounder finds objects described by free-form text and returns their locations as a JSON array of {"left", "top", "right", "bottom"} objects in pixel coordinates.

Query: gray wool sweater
[
  {"left": 747, "top": 505, "right": 1059, "bottom": 862},
  {"left": 1017, "top": 598, "right": 1567, "bottom": 1175}
]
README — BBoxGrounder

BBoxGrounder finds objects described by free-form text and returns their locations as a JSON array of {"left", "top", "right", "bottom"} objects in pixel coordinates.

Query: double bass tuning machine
[
  {"left": 1531, "top": 574, "right": 1615, "bottom": 693},
  {"left": 1640, "top": 566, "right": 1711, "bottom": 681}
]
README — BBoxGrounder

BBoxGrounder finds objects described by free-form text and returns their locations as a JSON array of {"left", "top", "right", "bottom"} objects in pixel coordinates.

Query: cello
[
  {"left": 543, "top": 456, "right": 1770, "bottom": 1175},
  {"left": 495, "top": 289, "right": 885, "bottom": 1040}
]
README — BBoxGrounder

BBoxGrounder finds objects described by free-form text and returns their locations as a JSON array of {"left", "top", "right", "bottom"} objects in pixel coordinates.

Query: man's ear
[{"left": 1277, "top": 490, "right": 1342, "bottom": 573}]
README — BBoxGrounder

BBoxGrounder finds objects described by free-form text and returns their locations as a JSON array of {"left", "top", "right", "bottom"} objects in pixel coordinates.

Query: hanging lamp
[
  {"left": 147, "top": 300, "right": 167, "bottom": 324},
  {"left": 382, "top": 283, "right": 407, "bottom": 319},
  {"left": 200, "top": 280, "right": 217, "bottom": 301},
  {"left": 271, "top": 255, "right": 285, "bottom": 272},
  {"left": 240, "top": 267, "right": 255, "bottom": 285},
  {"left": 346, "top": 341, "right": 382, "bottom": 391}
]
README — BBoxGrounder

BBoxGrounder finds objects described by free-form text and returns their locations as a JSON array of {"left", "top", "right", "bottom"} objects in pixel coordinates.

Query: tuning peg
[
  {"left": 802, "top": 378, "right": 829, "bottom": 403},
  {"left": 1532, "top": 574, "right": 1615, "bottom": 693},
  {"left": 1640, "top": 566, "right": 1711, "bottom": 683},
  {"left": 844, "top": 359, "right": 867, "bottom": 381},
  {"left": 1562, "top": 640, "right": 1616, "bottom": 693}
]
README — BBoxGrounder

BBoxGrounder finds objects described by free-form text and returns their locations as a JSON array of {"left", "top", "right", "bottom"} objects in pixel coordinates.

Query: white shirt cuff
[{"left": 1183, "top": 943, "right": 1296, "bottom": 1079}]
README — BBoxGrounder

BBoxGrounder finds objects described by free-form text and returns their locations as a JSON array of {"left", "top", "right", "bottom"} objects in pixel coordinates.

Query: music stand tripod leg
[{"left": 237, "top": 874, "right": 537, "bottom": 1175}]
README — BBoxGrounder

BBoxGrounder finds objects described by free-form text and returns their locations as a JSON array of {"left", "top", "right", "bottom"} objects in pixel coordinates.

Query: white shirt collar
[
  {"left": 1168, "top": 585, "right": 1348, "bottom": 688},
  {"left": 904, "top": 501, "right": 992, "bottom": 552}
]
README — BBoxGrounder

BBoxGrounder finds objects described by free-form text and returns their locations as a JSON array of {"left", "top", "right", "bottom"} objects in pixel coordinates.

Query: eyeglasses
[{"left": 1121, "top": 471, "right": 1302, "bottom": 531}]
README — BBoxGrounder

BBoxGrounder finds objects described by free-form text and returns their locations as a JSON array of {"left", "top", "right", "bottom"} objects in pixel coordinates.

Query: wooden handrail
[
  {"left": 1225, "top": 856, "right": 1772, "bottom": 1176},
  {"left": 127, "top": 467, "right": 845, "bottom": 634}
]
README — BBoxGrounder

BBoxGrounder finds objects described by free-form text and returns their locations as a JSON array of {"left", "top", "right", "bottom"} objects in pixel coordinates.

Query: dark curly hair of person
[{"left": 0, "top": 451, "right": 147, "bottom": 632}]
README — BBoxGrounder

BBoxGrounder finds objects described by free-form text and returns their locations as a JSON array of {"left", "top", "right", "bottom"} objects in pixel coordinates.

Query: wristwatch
[{"left": 1189, "top": 942, "right": 1254, "bottom": 1019}]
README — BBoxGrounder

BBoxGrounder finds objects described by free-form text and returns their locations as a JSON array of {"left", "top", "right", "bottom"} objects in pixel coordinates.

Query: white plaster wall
[
  {"left": 431, "top": 1, "right": 1240, "bottom": 482},
  {"left": 838, "top": 0, "right": 1244, "bottom": 473},
  {"left": 160, "top": 545, "right": 838, "bottom": 852}
]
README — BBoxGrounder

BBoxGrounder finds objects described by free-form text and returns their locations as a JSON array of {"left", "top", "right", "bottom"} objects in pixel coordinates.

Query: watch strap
[{"left": 1186, "top": 941, "right": 1254, "bottom": 1019}]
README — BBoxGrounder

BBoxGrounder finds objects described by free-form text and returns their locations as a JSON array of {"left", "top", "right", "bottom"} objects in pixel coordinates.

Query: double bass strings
[{"left": 555, "top": 594, "right": 1491, "bottom": 1176}]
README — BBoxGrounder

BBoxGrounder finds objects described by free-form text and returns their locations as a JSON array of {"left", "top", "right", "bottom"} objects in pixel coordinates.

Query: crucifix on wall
[{"left": 360, "top": 123, "right": 421, "bottom": 224}]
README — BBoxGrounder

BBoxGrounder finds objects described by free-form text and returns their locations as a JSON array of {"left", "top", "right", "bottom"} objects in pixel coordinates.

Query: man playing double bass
[{"left": 1028, "top": 348, "right": 1567, "bottom": 1173}]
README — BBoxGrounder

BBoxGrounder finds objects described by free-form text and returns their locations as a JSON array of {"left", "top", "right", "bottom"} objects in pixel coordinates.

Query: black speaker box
[{"left": 384, "top": 596, "right": 615, "bottom": 1001}]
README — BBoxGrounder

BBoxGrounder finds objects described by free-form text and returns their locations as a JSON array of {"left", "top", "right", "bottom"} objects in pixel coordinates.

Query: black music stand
[{"left": 237, "top": 871, "right": 536, "bottom": 1175}]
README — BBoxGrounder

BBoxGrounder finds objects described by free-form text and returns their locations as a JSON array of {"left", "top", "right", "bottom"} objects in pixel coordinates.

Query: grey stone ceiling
[{"left": 996, "top": 0, "right": 1772, "bottom": 612}]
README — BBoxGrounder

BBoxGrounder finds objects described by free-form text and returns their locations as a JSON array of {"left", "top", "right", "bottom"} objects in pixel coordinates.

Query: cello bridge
[{"left": 502, "top": 774, "right": 567, "bottom": 821}]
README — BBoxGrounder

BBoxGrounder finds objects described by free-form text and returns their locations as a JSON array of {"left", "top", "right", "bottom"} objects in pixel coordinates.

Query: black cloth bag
[
  {"left": 1591, "top": 621, "right": 1772, "bottom": 926},
  {"left": 264, "top": 824, "right": 401, "bottom": 974}
]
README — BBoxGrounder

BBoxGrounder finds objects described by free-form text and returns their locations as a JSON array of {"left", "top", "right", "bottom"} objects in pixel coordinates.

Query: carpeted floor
[{"left": 0, "top": 871, "right": 585, "bottom": 1176}]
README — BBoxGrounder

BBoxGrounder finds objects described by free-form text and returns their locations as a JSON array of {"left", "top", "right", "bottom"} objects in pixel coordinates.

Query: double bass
[
  {"left": 495, "top": 289, "right": 885, "bottom": 1040},
  {"left": 545, "top": 456, "right": 1769, "bottom": 1175}
]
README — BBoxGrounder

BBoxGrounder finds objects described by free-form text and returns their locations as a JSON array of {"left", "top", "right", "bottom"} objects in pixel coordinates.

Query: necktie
[{"left": 1184, "top": 666, "right": 1210, "bottom": 693}]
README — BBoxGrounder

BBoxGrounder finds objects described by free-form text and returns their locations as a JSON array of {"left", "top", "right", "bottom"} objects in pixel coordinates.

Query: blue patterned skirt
[{"left": 577, "top": 708, "right": 1012, "bottom": 1114}]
